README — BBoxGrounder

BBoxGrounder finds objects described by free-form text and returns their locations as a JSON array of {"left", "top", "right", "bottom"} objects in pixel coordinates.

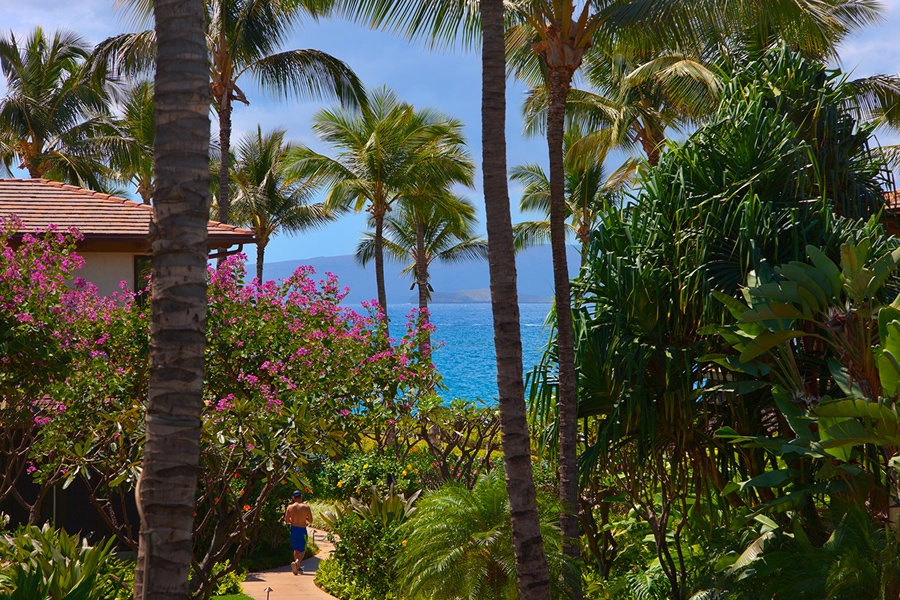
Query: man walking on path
[{"left": 285, "top": 490, "right": 313, "bottom": 575}]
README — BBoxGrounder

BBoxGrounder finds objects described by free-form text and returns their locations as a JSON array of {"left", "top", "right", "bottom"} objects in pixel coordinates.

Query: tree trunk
[
  {"left": 373, "top": 210, "right": 389, "bottom": 337},
  {"left": 256, "top": 242, "right": 265, "bottom": 282},
  {"left": 135, "top": 0, "right": 210, "bottom": 597},
  {"left": 547, "top": 66, "right": 583, "bottom": 598},
  {"left": 481, "top": 1, "right": 552, "bottom": 599},
  {"left": 218, "top": 100, "right": 232, "bottom": 225},
  {"left": 415, "top": 217, "right": 430, "bottom": 356}
]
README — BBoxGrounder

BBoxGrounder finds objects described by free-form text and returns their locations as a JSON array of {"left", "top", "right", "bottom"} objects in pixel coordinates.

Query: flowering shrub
[
  {"left": 0, "top": 216, "right": 136, "bottom": 521},
  {"left": 1, "top": 216, "right": 437, "bottom": 598}
]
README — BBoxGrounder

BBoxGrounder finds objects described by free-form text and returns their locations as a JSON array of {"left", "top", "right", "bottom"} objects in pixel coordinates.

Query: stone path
[{"left": 241, "top": 531, "right": 338, "bottom": 600}]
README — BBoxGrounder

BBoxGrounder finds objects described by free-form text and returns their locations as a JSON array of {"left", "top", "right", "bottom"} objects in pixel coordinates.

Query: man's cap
[{"left": 292, "top": 490, "right": 302, "bottom": 497}]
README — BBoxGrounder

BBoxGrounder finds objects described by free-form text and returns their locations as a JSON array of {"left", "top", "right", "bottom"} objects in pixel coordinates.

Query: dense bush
[
  {"left": 318, "top": 487, "right": 419, "bottom": 599},
  {"left": 0, "top": 519, "right": 132, "bottom": 600},
  {"left": 320, "top": 451, "right": 434, "bottom": 501}
]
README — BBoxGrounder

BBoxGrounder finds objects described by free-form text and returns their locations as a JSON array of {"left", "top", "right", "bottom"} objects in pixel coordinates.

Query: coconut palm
[
  {"left": 512, "top": 127, "right": 638, "bottom": 266},
  {"left": 357, "top": 196, "right": 486, "bottom": 311},
  {"left": 134, "top": 0, "right": 210, "bottom": 596},
  {"left": 0, "top": 27, "right": 116, "bottom": 189},
  {"left": 226, "top": 126, "right": 335, "bottom": 281},
  {"left": 108, "top": 80, "right": 155, "bottom": 203},
  {"left": 101, "top": 0, "right": 366, "bottom": 225},
  {"left": 356, "top": 195, "right": 487, "bottom": 351},
  {"left": 480, "top": 0, "right": 552, "bottom": 596},
  {"left": 286, "top": 86, "right": 473, "bottom": 334},
  {"left": 395, "top": 469, "right": 572, "bottom": 600},
  {"left": 522, "top": 48, "right": 721, "bottom": 166}
]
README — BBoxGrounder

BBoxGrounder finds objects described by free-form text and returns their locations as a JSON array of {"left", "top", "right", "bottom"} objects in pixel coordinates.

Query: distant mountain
[{"left": 254, "top": 245, "right": 579, "bottom": 305}]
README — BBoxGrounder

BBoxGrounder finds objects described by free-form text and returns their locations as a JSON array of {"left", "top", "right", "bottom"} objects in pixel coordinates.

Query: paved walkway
[{"left": 241, "top": 531, "right": 338, "bottom": 600}]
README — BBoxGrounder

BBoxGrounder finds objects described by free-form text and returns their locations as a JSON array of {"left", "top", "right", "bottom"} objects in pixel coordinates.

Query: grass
[
  {"left": 211, "top": 595, "right": 253, "bottom": 600},
  {"left": 309, "top": 499, "right": 337, "bottom": 531}
]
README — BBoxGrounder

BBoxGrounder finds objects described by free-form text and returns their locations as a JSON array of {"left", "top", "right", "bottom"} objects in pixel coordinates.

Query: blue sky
[{"left": 3, "top": 1, "right": 900, "bottom": 261}]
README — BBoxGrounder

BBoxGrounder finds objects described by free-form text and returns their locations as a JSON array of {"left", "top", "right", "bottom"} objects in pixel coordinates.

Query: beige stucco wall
[{"left": 76, "top": 252, "right": 136, "bottom": 296}]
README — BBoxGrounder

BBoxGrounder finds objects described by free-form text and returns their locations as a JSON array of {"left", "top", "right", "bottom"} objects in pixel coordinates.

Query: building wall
[{"left": 78, "top": 252, "right": 135, "bottom": 296}]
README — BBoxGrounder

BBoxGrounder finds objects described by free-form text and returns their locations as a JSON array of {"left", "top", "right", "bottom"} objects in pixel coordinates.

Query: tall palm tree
[
  {"left": 0, "top": 27, "right": 116, "bottom": 189},
  {"left": 481, "top": 0, "right": 552, "bottom": 597},
  {"left": 134, "top": 0, "right": 210, "bottom": 597},
  {"left": 356, "top": 196, "right": 487, "bottom": 350},
  {"left": 512, "top": 127, "right": 637, "bottom": 266},
  {"left": 102, "top": 0, "right": 366, "bottom": 225},
  {"left": 226, "top": 126, "right": 335, "bottom": 281},
  {"left": 286, "top": 86, "right": 473, "bottom": 334}
]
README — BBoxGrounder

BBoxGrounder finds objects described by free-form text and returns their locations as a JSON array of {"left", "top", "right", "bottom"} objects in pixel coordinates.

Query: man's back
[{"left": 286, "top": 501, "right": 312, "bottom": 527}]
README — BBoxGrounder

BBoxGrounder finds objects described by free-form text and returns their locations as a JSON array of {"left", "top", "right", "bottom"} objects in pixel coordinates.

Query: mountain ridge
[{"left": 254, "top": 245, "right": 579, "bottom": 305}]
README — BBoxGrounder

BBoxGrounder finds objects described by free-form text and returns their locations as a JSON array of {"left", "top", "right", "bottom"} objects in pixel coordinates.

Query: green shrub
[
  {"left": 322, "top": 451, "right": 432, "bottom": 501},
  {"left": 0, "top": 522, "right": 130, "bottom": 600},
  {"left": 210, "top": 560, "right": 245, "bottom": 596},
  {"left": 318, "top": 487, "right": 418, "bottom": 599}
]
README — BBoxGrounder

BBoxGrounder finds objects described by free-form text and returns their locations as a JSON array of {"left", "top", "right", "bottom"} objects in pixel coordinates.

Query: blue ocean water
[{"left": 387, "top": 303, "right": 553, "bottom": 401}]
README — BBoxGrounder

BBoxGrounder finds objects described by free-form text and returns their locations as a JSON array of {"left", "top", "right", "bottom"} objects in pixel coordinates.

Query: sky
[{"left": 3, "top": 0, "right": 900, "bottom": 262}]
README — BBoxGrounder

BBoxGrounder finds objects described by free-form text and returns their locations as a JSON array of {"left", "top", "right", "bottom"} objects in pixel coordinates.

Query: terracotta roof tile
[
  {"left": 0, "top": 178, "right": 255, "bottom": 249},
  {"left": 885, "top": 190, "right": 900, "bottom": 211}
]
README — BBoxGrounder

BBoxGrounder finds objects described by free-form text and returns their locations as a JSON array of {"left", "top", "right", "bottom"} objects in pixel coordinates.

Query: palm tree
[
  {"left": 522, "top": 48, "right": 720, "bottom": 167},
  {"left": 0, "top": 27, "right": 116, "bottom": 189},
  {"left": 395, "top": 469, "right": 571, "bottom": 600},
  {"left": 480, "top": 0, "right": 552, "bottom": 597},
  {"left": 226, "top": 126, "right": 335, "bottom": 281},
  {"left": 356, "top": 196, "right": 487, "bottom": 351},
  {"left": 134, "top": 0, "right": 210, "bottom": 597},
  {"left": 511, "top": 127, "right": 637, "bottom": 266},
  {"left": 108, "top": 80, "right": 155, "bottom": 203},
  {"left": 102, "top": 0, "right": 366, "bottom": 225},
  {"left": 286, "top": 86, "right": 473, "bottom": 334}
]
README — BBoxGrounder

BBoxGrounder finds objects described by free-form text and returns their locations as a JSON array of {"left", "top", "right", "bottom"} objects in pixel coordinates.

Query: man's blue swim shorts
[{"left": 290, "top": 526, "right": 308, "bottom": 552}]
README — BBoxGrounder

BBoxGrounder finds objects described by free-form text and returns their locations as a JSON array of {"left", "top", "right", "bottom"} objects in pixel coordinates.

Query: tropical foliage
[
  {"left": 0, "top": 28, "right": 117, "bottom": 189},
  {"left": 528, "top": 43, "right": 897, "bottom": 599},
  {"left": 223, "top": 126, "right": 334, "bottom": 281}
]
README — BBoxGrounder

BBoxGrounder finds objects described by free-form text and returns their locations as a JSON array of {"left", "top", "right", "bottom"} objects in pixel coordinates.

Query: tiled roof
[
  {"left": 0, "top": 178, "right": 254, "bottom": 250},
  {"left": 885, "top": 190, "right": 900, "bottom": 211}
]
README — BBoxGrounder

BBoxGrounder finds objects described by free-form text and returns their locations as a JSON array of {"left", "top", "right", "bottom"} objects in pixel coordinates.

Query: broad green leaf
[
  {"left": 740, "top": 469, "right": 799, "bottom": 490},
  {"left": 818, "top": 417, "right": 863, "bottom": 460},
  {"left": 866, "top": 246, "right": 900, "bottom": 297},
  {"left": 828, "top": 359, "right": 865, "bottom": 399},
  {"left": 806, "top": 245, "right": 841, "bottom": 296},
  {"left": 739, "top": 330, "right": 803, "bottom": 362}
]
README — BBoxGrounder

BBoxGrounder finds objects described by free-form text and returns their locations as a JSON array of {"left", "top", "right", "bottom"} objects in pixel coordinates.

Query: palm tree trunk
[
  {"left": 481, "top": 1, "right": 552, "bottom": 598},
  {"left": 135, "top": 0, "right": 210, "bottom": 597},
  {"left": 218, "top": 100, "right": 232, "bottom": 224},
  {"left": 547, "top": 66, "right": 583, "bottom": 599},
  {"left": 415, "top": 217, "right": 430, "bottom": 356},
  {"left": 256, "top": 242, "right": 265, "bottom": 282},
  {"left": 373, "top": 211, "right": 390, "bottom": 337}
]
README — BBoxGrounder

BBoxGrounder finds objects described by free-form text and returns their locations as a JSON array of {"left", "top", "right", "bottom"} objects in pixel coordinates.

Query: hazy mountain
[{"left": 254, "top": 245, "right": 580, "bottom": 305}]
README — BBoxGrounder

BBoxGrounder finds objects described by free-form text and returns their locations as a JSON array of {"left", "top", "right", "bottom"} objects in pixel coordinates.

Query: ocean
[{"left": 386, "top": 303, "right": 554, "bottom": 402}]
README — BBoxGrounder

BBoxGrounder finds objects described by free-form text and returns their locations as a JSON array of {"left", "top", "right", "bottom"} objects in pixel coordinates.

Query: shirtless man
[{"left": 284, "top": 490, "right": 313, "bottom": 575}]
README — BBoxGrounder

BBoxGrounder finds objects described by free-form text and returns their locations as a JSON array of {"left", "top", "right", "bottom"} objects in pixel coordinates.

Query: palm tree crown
[
  {"left": 287, "top": 86, "right": 474, "bottom": 332},
  {"left": 101, "top": 0, "right": 366, "bottom": 224},
  {"left": 226, "top": 126, "right": 334, "bottom": 281},
  {"left": 512, "top": 126, "right": 637, "bottom": 264},
  {"left": 0, "top": 27, "right": 116, "bottom": 188}
]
